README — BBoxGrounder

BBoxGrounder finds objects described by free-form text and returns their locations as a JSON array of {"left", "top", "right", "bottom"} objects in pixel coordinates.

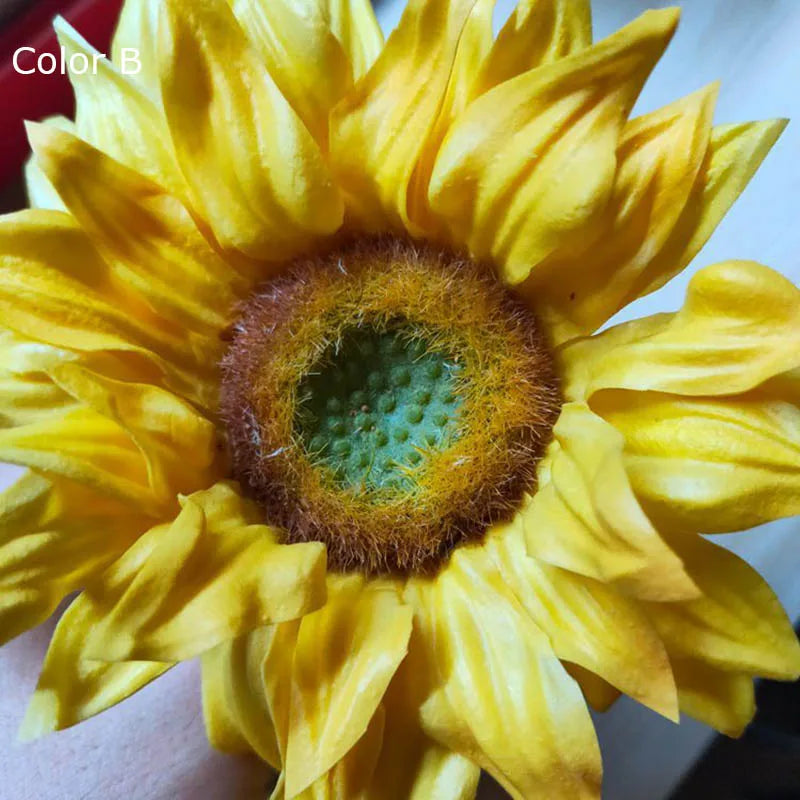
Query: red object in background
[{"left": 0, "top": 0, "right": 125, "bottom": 188}]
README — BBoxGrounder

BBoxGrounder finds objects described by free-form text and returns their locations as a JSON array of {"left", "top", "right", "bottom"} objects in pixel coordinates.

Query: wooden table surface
[{"left": 1, "top": 1, "right": 799, "bottom": 798}]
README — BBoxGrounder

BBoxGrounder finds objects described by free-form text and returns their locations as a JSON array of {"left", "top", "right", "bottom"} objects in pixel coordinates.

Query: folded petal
[
  {"left": 529, "top": 84, "right": 717, "bottom": 344},
  {"left": 486, "top": 516, "right": 677, "bottom": 719},
  {"left": 671, "top": 657, "right": 754, "bottom": 738},
  {"left": 19, "top": 592, "right": 170, "bottom": 740},
  {"left": 523, "top": 403, "right": 697, "bottom": 601},
  {"left": 624, "top": 118, "right": 787, "bottom": 303},
  {"left": 284, "top": 575, "right": 412, "bottom": 797},
  {"left": 407, "top": 548, "right": 601, "bottom": 800},
  {"left": 0, "top": 208, "right": 218, "bottom": 408},
  {"left": 202, "top": 624, "right": 297, "bottom": 768},
  {"left": 330, "top": 0, "right": 480, "bottom": 231},
  {"left": 24, "top": 116, "right": 73, "bottom": 211},
  {"left": 78, "top": 482, "right": 327, "bottom": 662},
  {"left": 0, "top": 471, "right": 145, "bottom": 646},
  {"left": 429, "top": 8, "right": 679, "bottom": 284},
  {"left": 561, "top": 260, "right": 800, "bottom": 399},
  {"left": 593, "top": 389, "right": 800, "bottom": 534},
  {"left": 55, "top": 17, "right": 185, "bottom": 194},
  {"left": 644, "top": 534, "right": 800, "bottom": 680},
  {"left": 160, "top": 0, "right": 343, "bottom": 260},
  {"left": 230, "top": 0, "right": 354, "bottom": 148},
  {"left": 472, "top": 0, "right": 592, "bottom": 95},
  {"left": 111, "top": 0, "right": 161, "bottom": 92},
  {"left": 326, "top": 0, "right": 384, "bottom": 80}
]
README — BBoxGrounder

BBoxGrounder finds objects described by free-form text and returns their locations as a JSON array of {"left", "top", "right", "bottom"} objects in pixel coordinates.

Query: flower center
[
  {"left": 221, "top": 238, "right": 559, "bottom": 574},
  {"left": 296, "top": 328, "right": 462, "bottom": 493}
]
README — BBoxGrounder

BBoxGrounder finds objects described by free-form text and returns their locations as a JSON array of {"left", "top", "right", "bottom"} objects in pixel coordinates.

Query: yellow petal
[
  {"left": 78, "top": 482, "right": 327, "bottom": 662},
  {"left": 472, "top": 0, "right": 592, "bottom": 95},
  {"left": 284, "top": 575, "right": 412, "bottom": 797},
  {"left": 160, "top": 0, "right": 343, "bottom": 260},
  {"left": 369, "top": 640, "right": 481, "bottom": 800},
  {"left": 523, "top": 403, "right": 697, "bottom": 601},
  {"left": 564, "top": 663, "right": 621, "bottom": 713},
  {"left": 230, "top": 0, "right": 353, "bottom": 148},
  {"left": 561, "top": 260, "right": 800, "bottom": 400},
  {"left": 645, "top": 535, "right": 800, "bottom": 680},
  {"left": 327, "top": 0, "right": 384, "bottom": 80},
  {"left": 407, "top": 548, "right": 601, "bottom": 800},
  {"left": 0, "top": 471, "right": 145, "bottom": 646},
  {"left": 406, "top": 0, "right": 496, "bottom": 235},
  {"left": 330, "top": 0, "right": 480, "bottom": 231},
  {"left": 49, "top": 362, "right": 220, "bottom": 504},
  {"left": 24, "top": 116, "right": 73, "bottom": 211},
  {"left": 111, "top": 0, "right": 161, "bottom": 92},
  {"left": 486, "top": 516, "right": 678, "bottom": 719},
  {"left": 429, "top": 8, "right": 680, "bottom": 284},
  {"left": 0, "top": 408, "right": 161, "bottom": 512},
  {"left": 54, "top": 17, "right": 185, "bottom": 194},
  {"left": 0, "top": 208, "right": 217, "bottom": 408},
  {"left": 671, "top": 657, "right": 754, "bottom": 738},
  {"left": 202, "top": 624, "right": 298, "bottom": 768},
  {"left": 626, "top": 118, "right": 787, "bottom": 302},
  {"left": 529, "top": 84, "right": 718, "bottom": 344},
  {"left": 593, "top": 389, "right": 800, "bottom": 534},
  {"left": 19, "top": 593, "right": 170, "bottom": 740}
]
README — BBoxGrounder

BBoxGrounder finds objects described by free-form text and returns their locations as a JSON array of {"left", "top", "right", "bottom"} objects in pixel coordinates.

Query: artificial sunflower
[{"left": 2, "top": 0, "right": 799, "bottom": 797}]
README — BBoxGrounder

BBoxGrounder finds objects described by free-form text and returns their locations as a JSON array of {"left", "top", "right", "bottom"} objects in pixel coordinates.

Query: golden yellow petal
[
  {"left": 529, "top": 84, "right": 718, "bottom": 344},
  {"left": 326, "top": 0, "right": 384, "bottom": 80},
  {"left": 284, "top": 575, "right": 412, "bottom": 797},
  {"left": 429, "top": 8, "right": 680, "bottom": 284},
  {"left": 159, "top": 0, "right": 343, "bottom": 260},
  {"left": 564, "top": 663, "right": 621, "bottom": 713},
  {"left": 111, "top": 0, "right": 161, "bottom": 92},
  {"left": 407, "top": 548, "right": 601, "bottom": 800},
  {"left": 670, "top": 657, "right": 755, "bottom": 738},
  {"left": 0, "top": 471, "right": 145, "bottom": 646},
  {"left": 627, "top": 118, "right": 787, "bottom": 302},
  {"left": 561, "top": 260, "right": 800, "bottom": 400},
  {"left": 486, "top": 516, "right": 678, "bottom": 719},
  {"left": 0, "top": 408, "right": 160, "bottom": 512},
  {"left": 19, "top": 593, "right": 170, "bottom": 740},
  {"left": 0, "top": 207, "right": 218, "bottom": 408},
  {"left": 645, "top": 535, "right": 800, "bottom": 680},
  {"left": 202, "top": 624, "right": 298, "bottom": 768},
  {"left": 24, "top": 116, "right": 73, "bottom": 211},
  {"left": 55, "top": 17, "right": 185, "bottom": 195},
  {"left": 330, "top": 0, "right": 481, "bottom": 231},
  {"left": 472, "top": 0, "right": 592, "bottom": 95},
  {"left": 593, "top": 389, "right": 800, "bottom": 534},
  {"left": 523, "top": 403, "right": 697, "bottom": 601},
  {"left": 77, "top": 482, "right": 327, "bottom": 662}
]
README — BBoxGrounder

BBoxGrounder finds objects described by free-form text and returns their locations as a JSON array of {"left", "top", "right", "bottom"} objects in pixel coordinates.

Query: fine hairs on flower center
[{"left": 221, "top": 238, "right": 560, "bottom": 574}]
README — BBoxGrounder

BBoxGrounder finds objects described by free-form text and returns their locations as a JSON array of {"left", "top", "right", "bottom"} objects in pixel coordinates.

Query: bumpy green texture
[{"left": 296, "top": 328, "right": 462, "bottom": 492}]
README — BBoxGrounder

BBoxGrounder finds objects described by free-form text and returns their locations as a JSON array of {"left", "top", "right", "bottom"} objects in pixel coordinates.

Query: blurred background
[{"left": 0, "top": 0, "right": 798, "bottom": 798}]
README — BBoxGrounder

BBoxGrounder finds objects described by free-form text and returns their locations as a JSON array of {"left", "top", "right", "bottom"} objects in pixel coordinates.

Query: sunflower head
[{"left": 2, "top": 0, "right": 799, "bottom": 798}]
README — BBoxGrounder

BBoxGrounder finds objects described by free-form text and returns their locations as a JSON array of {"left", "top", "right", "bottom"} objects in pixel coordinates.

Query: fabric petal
[
  {"left": 160, "top": 0, "right": 343, "bottom": 260},
  {"left": 55, "top": 17, "right": 185, "bottom": 194},
  {"left": 284, "top": 575, "right": 412, "bottom": 797},
  {"left": 523, "top": 402, "right": 697, "bottom": 601},
  {"left": 644, "top": 534, "right": 800, "bottom": 680},
  {"left": 528, "top": 84, "right": 718, "bottom": 344},
  {"left": 0, "top": 471, "right": 146, "bottom": 646},
  {"left": 472, "top": 0, "right": 592, "bottom": 95},
  {"left": 230, "top": 0, "right": 353, "bottom": 149},
  {"left": 671, "top": 657, "right": 754, "bottom": 738},
  {"left": 407, "top": 548, "right": 601, "bottom": 800},
  {"left": 486, "top": 515, "right": 678, "bottom": 719},
  {"left": 19, "top": 592, "right": 169, "bottom": 740},
  {"left": 593, "top": 389, "right": 800, "bottom": 534},
  {"left": 623, "top": 118, "right": 787, "bottom": 303},
  {"left": 0, "top": 207, "right": 218, "bottom": 408},
  {"left": 429, "top": 8, "right": 679, "bottom": 284},
  {"left": 329, "top": 0, "right": 480, "bottom": 231},
  {"left": 77, "top": 482, "right": 327, "bottom": 662}
]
